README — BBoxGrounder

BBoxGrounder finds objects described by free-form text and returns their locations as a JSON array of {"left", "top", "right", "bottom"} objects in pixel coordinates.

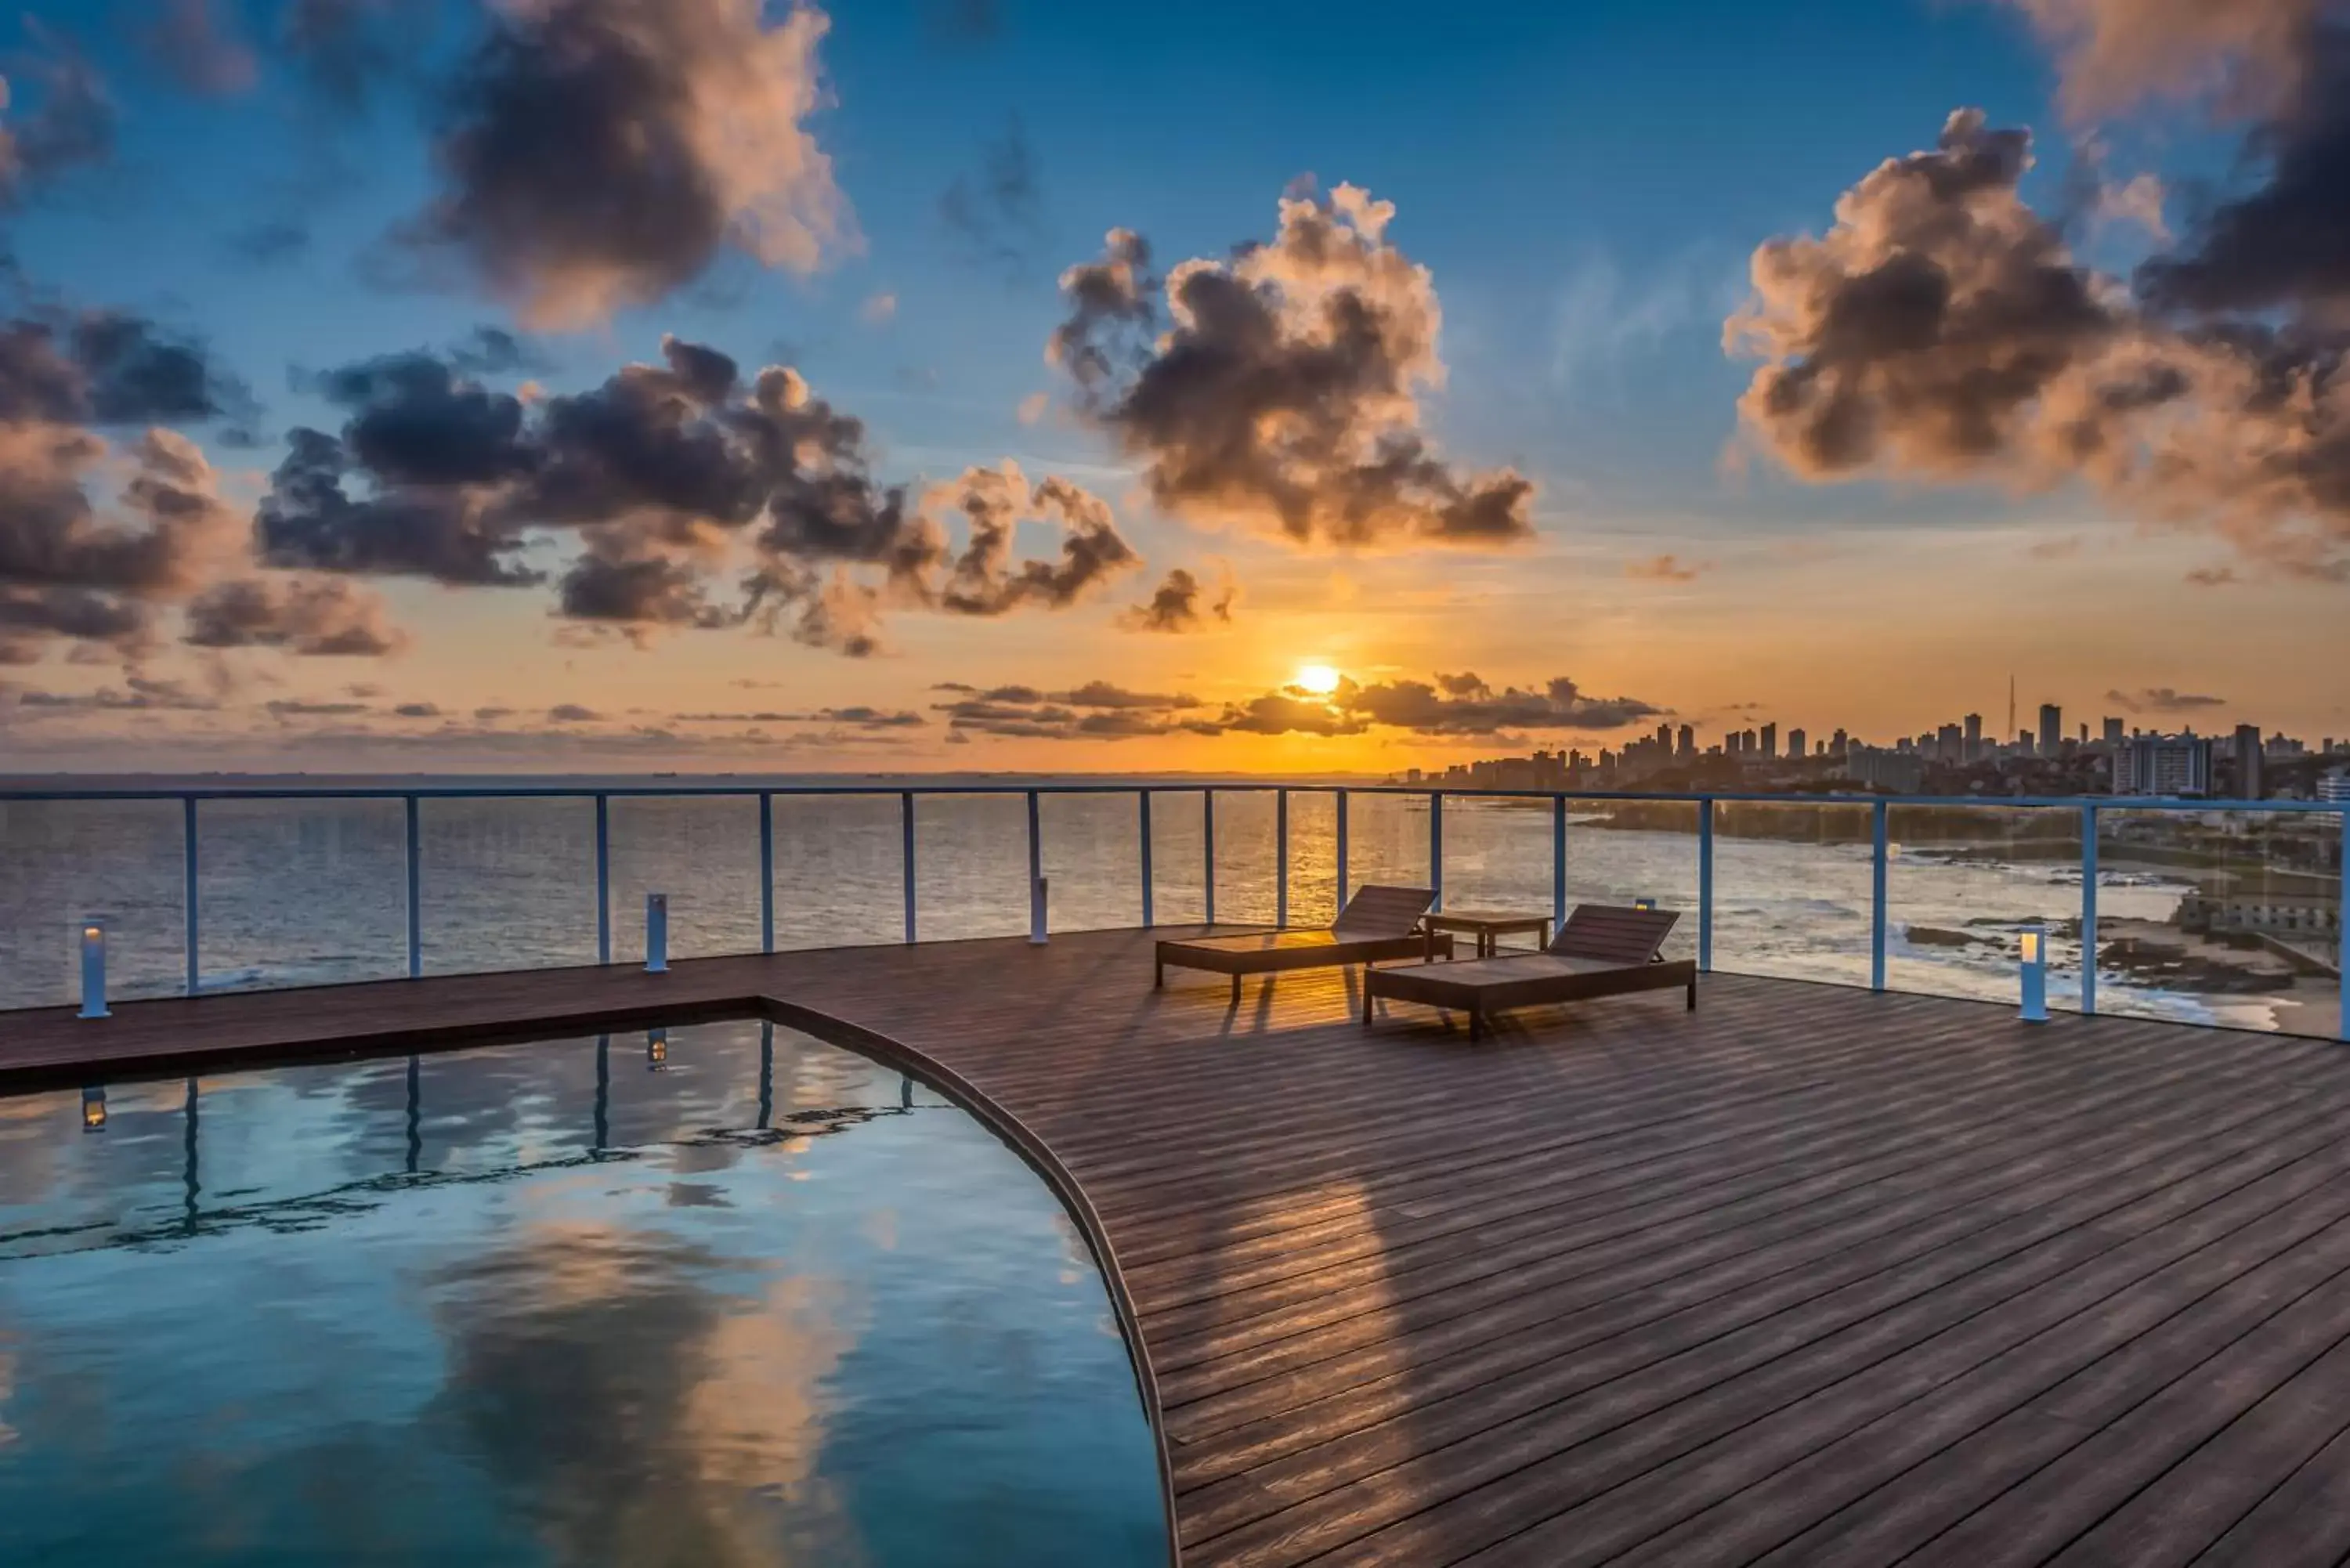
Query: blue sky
[{"left": 2, "top": 0, "right": 2345, "bottom": 770}]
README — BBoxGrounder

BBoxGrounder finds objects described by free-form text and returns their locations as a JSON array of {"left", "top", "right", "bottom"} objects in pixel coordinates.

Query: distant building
[
  {"left": 1759, "top": 722, "right": 1777, "bottom": 759},
  {"left": 2113, "top": 734, "right": 2214, "bottom": 797},
  {"left": 1787, "top": 727, "right": 1807, "bottom": 761},
  {"left": 1831, "top": 728, "right": 1849, "bottom": 757},
  {"left": 1963, "top": 713, "right": 1983, "bottom": 762},
  {"left": 1676, "top": 723, "right": 1694, "bottom": 757},
  {"left": 2319, "top": 771, "right": 2350, "bottom": 804},
  {"left": 2232, "top": 723, "right": 2265, "bottom": 800},
  {"left": 2038, "top": 703, "right": 2063, "bottom": 757},
  {"left": 1845, "top": 745, "right": 1927, "bottom": 793},
  {"left": 2102, "top": 716, "right": 2125, "bottom": 746},
  {"left": 1936, "top": 722, "right": 1963, "bottom": 762}
]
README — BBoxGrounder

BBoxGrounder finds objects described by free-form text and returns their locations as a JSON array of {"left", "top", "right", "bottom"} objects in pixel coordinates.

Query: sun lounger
[
  {"left": 1362, "top": 904, "right": 1694, "bottom": 1040},
  {"left": 1155, "top": 884, "right": 1452, "bottom": 1002}
]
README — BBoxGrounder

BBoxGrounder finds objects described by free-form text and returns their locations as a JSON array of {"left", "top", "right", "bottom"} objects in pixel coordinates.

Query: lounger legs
[
  {"left": 1687, "top": 977, "right": 1697, "bottom": 1010},
  {"left": 1231, "top": 974, "right": 1242, "bottom": 1005},
  {"left": 1155, "top": 958, "right": 1163, "bottom": 988},
  {"left": 1468, "top": 1008, "right": 1484, "bottom": 1044},
  {"left": 1362, "top": 986, "right": 1374, "bottom": 1028}
]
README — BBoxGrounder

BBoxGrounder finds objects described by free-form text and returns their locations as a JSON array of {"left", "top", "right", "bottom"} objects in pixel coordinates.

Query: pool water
[{"left": 0, "top": 1021, "right": 1167, "bottom": 1566}]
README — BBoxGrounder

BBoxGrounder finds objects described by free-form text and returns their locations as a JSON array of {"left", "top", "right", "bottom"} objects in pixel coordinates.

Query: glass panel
[
  {"left": 1148, "top": 790, "right": 1206, "bottom": 926},
  {"left": 1039, "top": 792, "right": 1141, "bottom": 933},
  {"left": 1348, "top": 792, "right": 1432, "bottom": 899},
  {"left": 2096, "top": 807, "right": 2341, "bottom": 1039},
  {"left": 419, "top": 797, "right": 598, "bottom": 976},
  {"left": 197, "top": 798, "right": 406, "bottom": 993},
  {"left": 1885, "top": 803, "right": 2083, "bottom": 1008},
  {"left": 1286, "top": 790, "right": 1340, "bottom": 927},
  {"left": 1708, "top": 801, "right": 1875, "bottom": 987},
  {"left": 914, "top": 793, "right": 1027, "bottom": 939},
  {"left": 0, "top": 799, "right": 186, "bottom": 1010},
  {"left": 1563, "top": 797, "right": 1700, "bottom": 963},
  {"left": 608, "top": 796, "right": 761, "bottom": 962},
  {"left": 771, "top": 793, "right": 906, "bottom": 948},
  {"left": 1439, "top": 796, "right": 1552, "bottom": 922},
  {"left": 1211, "top": 790, "right": 1279, "bottom": 926}
]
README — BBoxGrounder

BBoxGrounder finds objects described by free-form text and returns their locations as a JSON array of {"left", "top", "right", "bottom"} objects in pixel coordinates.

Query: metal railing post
[
  {"left": 594, "top": 794, "right": 611, "bottom": 965},
  {"left": 1025, "top": 789, "right": 1044, "bottom": 941},
  {"left": 1202, "top": 789, "right": 1217, "bottom": 926},
  {"left": 1551, "top": 794, "right": 1567, "bottom": 930},
  {"left": 900, "top": 791, "right": 917, "bottom": 944},
  {"left": 2338, "top": 808, "right": 2348, "bottom": 1044},
  {"left": 1138, "top": 789, "right": 1155, "bottom": 928},
  {"left": 1430, "top": 792, "right": 1444, "bottom": 911},
  {"left": 1697, "top": 797, "right": 1715, "bottom": 974},
  {"left": 404, "top": 794, "right": 422, "bottom": 979},
  {"left": 1275, "top": 788, "right": 1290, "bottom": 927},
  {"left": 2080, "top": 804, "right": 2100, "bottom": 1017},
  {"left": 1335, "top": 789, "right": 1350, "bottom": 909},
  {"left": 182, "top": 796, "right": 200, "bottom": 996},
  {"left": 758, "top": 793, "right": 774, "bottom": 954},
  {"left": 1871, "top": 799, "right": 1889, "bottom": 992}
]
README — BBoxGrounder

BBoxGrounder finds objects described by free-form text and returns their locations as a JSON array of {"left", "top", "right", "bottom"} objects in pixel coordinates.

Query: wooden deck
[{"left": 9, "top": 927, "right": 2350, "bottom": 1566}]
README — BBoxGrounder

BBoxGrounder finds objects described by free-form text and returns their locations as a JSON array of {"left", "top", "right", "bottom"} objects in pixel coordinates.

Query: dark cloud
[
  {"left": 1202, "top": 672, "right": 1665, "bottom": 739},
  {"left": 1625, "top": 553, "right": 1708, "bottom": 582},
  {"left": 1121, "top": 565, "right": 1236, "bottom": 632},
  {"left": 145, "top": 0, "right": 258, "bottom": 96},
  {"left": 14, "top": 675, "right": 214, "bottom": 711},
  {"left": 257, "top": 426, "right": 537, "bottom": 585},
  {"left": 672, "top": 705, "right": 921, "bottom": 728},
  {"left": 280, "top": 0, "right": 418, "bottom": 106},
  {"left": 2106, "top": 685, "right": 2228, "bottom": 713},
  {"left": 0, "top": 25, "right": 115, "bottom": 202},
  {"left": 928, "top": 464, "right": 1139, "bottom": 615},
  {"left": 266, "top": 697, "right": 368, "bottom": 717},
  {"left": 1050, "top": 185, "right": 1535, "bottom": 548},
  {"left": 400, "top": 0, "right": 855, "bottom": 327},
  {"left": 931, "top": 680, "right": 1205, "bottom": 741},
  {"left": 938, "top": 114, "right": 1041, "bottom": 267},
  {"left": 394, "top": 701, "right": 440, "bottom": 717},
  {"left": 548, "top": 703, "right": 600, "bottom": 722},
  {"left": 0, "top": 312, "right": 248, "bottom": 428},
  {"left": 448, "top": 326, "right": 550, "bottom": 377},
  {"left": 183, "top": 575, "right": 407, "bottom": 656},
  {"left": 226, "top": 219, "right": 313, "bottom": 266}
]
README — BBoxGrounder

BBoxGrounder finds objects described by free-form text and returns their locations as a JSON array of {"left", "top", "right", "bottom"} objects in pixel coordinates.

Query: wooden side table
[{"left": 1419, "top": 910, "right": 1553, "bottom": 960}]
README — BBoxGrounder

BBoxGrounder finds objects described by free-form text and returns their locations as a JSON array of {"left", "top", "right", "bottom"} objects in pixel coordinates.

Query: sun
[{"left": 1293, "top": 663, "right": 1343, "bottom": 696}]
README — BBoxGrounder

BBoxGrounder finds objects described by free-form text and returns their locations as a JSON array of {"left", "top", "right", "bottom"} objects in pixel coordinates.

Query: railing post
[
  {"left": 1275, "top": 788, "right": 1290, "bottom": 927},
  {"left": 182, "top": 796, "right": 200, "bottom": 996},
  {"left": 1697, "top": 797, "right": 1715, "bottom": 974},
  {"left": 1138, "top": 789, "right": 1154, "bottom": 928},
  {"left": 404, "top": 794, "right": 422, "bottom": 979},
  {"left": 1025, "top": 789, "right": 1045, "bottom": 942},
  {"left": 1871, "top": 798, "right": 1889, "bottom": 992},
  {"left": 1430, "top": 792, "right": 1444, "bottom": 911},
  {"left": 594, "top": 793, "right": 611, "bottom": 965},
  {"left": 1551, "top": 793, "right": 1567, "bottom": 930},
  {"left": 900, "top": 790, "right": 917, "bottom": 944},
  {"left": 1335, "top": 789, "right": 1350, "bottom": 909},
  {"left": 1202, "top": 789, "right": 1217, "bottom": 926},
  {"left": 2080, "top": 804, "right": 2099, "bottom": 1017},
  {"left": 757, "top": 793, "right": 774, "bottom": 954},
  {"left": 2337, "top": 807, "right": 2348, "bottom": 1045}
]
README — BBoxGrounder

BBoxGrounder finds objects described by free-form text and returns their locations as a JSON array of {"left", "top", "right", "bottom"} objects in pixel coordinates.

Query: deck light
[
  {"left": 1632, "top": 898, "right": 1656, "bottom": 912},
  {"left": 1029, "top": 876, "right": 1049, "bottom": 946},
  {"left": 645, "top": 893, "right": 668, "bottom": 974},
  {"left": 646, "top": 1027, "right": 668, "bottom": 1070},
  {"left": 81, "top": 1085, "right": 107, "bottom": 1132},
  {"left": 2019, "top": 925, "right": 2050, "bottom": 1023},
  {"left": 78, "top": 920, "right": 109, "bottom": 1019}
]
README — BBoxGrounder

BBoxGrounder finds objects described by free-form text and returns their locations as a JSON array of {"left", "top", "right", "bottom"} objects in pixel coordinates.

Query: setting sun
[{"left": 1293, "top": 664, "right": 1343, "bottom": 695}]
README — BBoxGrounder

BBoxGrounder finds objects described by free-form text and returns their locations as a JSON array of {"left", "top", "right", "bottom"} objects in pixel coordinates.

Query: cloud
[
  {"left": 1121, "top": 565, "right": 1237, "bottom": 631},
  {"left": 226, "top": 219, "right": 312, "bottom": 266},
  {"left": 1624, "top": 553, "right": 1708, "bottom": 582},
  {"left": 926, "top": 462, "right": 1139, "bottom": 616},
  {"left": 671, "top": 705, "right": 921, "bottom": 728},
  {"left": 939, "top": 114, "right": 1041, "bottom": 266},
  {"left": 1550, "top": 250, "right": 1716, "bottom": 393},
  {"left": 266, "top": 697, "right": 369, "bottom": 717},
  {"left": 400, "top": 0, "right": 857, "bottom": 328},
  {"left": 1998, "top": 0, "right": 2322, "bottom": 121},
  {"left": 1208, "top": 672, "right": 1665, "bottom": 739},
  {"left": 280, "top": 0, "right": 414, "bottom": 107},
  {"left": 2, "top": 310, "right": 249, "bottom": 427},
  {"left": 1015, "top": 390, "right": 1049, "bottom": 425},
  {"left": 548, "top": 703, "right": 601, "bottom": 722},
  {"left": 146, "top": 0, "right": 258, "bottom": 95},
  {"left": 183, "top": 574, "right": 407, "bottom": 656},
  {"left": 13, "top": 675, "right": 215, "bottom": 712},
  {"left": 931, "top": 681, "right": 1206, "bottom": 740},
  {"left": 394, "top": 701, "right": 440, "bottom": 717},
  {"left": 2186, "top": 564, "right": 2241, "bottom": 587},
  {"left": 1050, "top": 183, "right": 1534, "bottom": 548},
  {"left": 859, "top": 291, "right": 897, "bottom": 324},
  {"left": 924, "top": 0, "right": 1000, "bottom": 45},
  {"left": 0, "top": 24, "right": 114, "bottom": 202},
  {"left": 2106, "top": 685, "right": 2227, "bottom": 713},
  {"left": 1728, "top": 105, "right": 2350, "bottom": 583}
]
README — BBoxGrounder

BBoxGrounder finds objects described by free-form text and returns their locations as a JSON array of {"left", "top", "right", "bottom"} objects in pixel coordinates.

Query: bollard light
[
  {"left": 646, "top": 1027, "right": 668, "bottom": 1071},
  {"left": 1029, "top": 876, "right": 1049, "bottom": 946},
  {"left": 81, "top": 1085, "right": 107, "bottom": 1132},
  {"left": 78, "top": 920, "right": 110, "bottom": 1020},
  {"left": 645, "top": 893, "right": 668, "bottom": 974},
  {"left": 1632, "top": 898, "right": 1656, "bottom": 912},
  {"left": 2019, "top": 924, "right": 2050, "bottom": 1023}
]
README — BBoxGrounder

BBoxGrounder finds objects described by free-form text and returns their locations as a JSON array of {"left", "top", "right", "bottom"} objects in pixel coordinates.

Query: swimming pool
[{"left": 0, "top": 1020, "right": 1168, "bottom": 1566}]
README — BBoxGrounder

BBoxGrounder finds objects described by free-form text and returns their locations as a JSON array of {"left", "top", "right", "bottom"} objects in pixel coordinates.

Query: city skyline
[{"left": 3, "top": 0, "right": 2349, "bottom": 775}]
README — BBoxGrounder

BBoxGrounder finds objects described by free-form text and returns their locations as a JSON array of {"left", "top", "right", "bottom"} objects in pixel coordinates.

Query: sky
[{"left": 3, "top": 0, "right": 2348, "bottom": 774}]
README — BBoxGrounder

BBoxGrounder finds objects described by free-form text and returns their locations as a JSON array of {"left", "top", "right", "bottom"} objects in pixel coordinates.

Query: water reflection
[{"left": 0, "top": 1021, "right": 1165, "bottom": 1566}]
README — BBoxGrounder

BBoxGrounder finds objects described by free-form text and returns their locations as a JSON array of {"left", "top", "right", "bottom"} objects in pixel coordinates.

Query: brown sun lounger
[
  {"left": 1362, "top": 904, "right": 1694, "bottom": 1041},
  {"left": 1155, "top": 884, "right": 1453, "bottom": 1002}
]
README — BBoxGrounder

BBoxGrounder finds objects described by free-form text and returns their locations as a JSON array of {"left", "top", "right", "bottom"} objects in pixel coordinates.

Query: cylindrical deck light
[
  {"left": 81, "top": 1085, "right": 107, "bottom": 1132},
  {"left": 645, "top": 894, "right": 668, "bottom": 974},
  {"left": 646, "top": 1026, "right": 668, "bottom": 1070},
  {"left": 1029, "top": 876, "right": 1049, "bottom": 946},
  {"left": 78, "top": 920, "right": 110, "bottom": 1020},
  {"left": 1633, "top": 897, "right": 1657, "bottom": 912},
  {"left": 2019, "top": 924, "right": 2050, "bottom": 1023}
]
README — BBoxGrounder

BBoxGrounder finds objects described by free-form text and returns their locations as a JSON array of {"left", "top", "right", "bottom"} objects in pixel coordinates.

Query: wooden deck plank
[{"left": 5, "top": 927, "right": 2348, "bottom": 1567}]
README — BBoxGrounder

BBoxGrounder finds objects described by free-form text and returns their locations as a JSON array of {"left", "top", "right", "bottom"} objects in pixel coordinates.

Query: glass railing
[{"left": 1, "top": 784, "right": 2340, "bottom": 1042}]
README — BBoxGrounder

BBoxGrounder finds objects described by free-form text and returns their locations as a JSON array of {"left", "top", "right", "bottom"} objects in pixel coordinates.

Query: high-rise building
[
  {"left": 1845, "top": 746, "right": 1927, "bottom": 793},
  {"left": 1963, "top": 713, "right": 1983, "bottom": 762},
  {"left": 1759, "top": 722, "right": 1777, "bottom": 759},
  {"left": 2102, "top": 716, "right": 2125, "bottom": 746},
  {"left": 1787, "top": 727, "right": 1807, "bottom": 761},
  {"left": 2232, "top": 723, "right": 2264, "bottom": 800},
  {"left": 1831, "top": 728, "right": 1849, "bottom": 757},
  {"left": 2038, "top": 703, "right": 2063, "bottom": 756},
  {"left": 2113, "top": 735, "right": 2214, "bottom": 797},
  {"left": 1937, "top": 722, "right": 1963, "bottom": 761}
]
